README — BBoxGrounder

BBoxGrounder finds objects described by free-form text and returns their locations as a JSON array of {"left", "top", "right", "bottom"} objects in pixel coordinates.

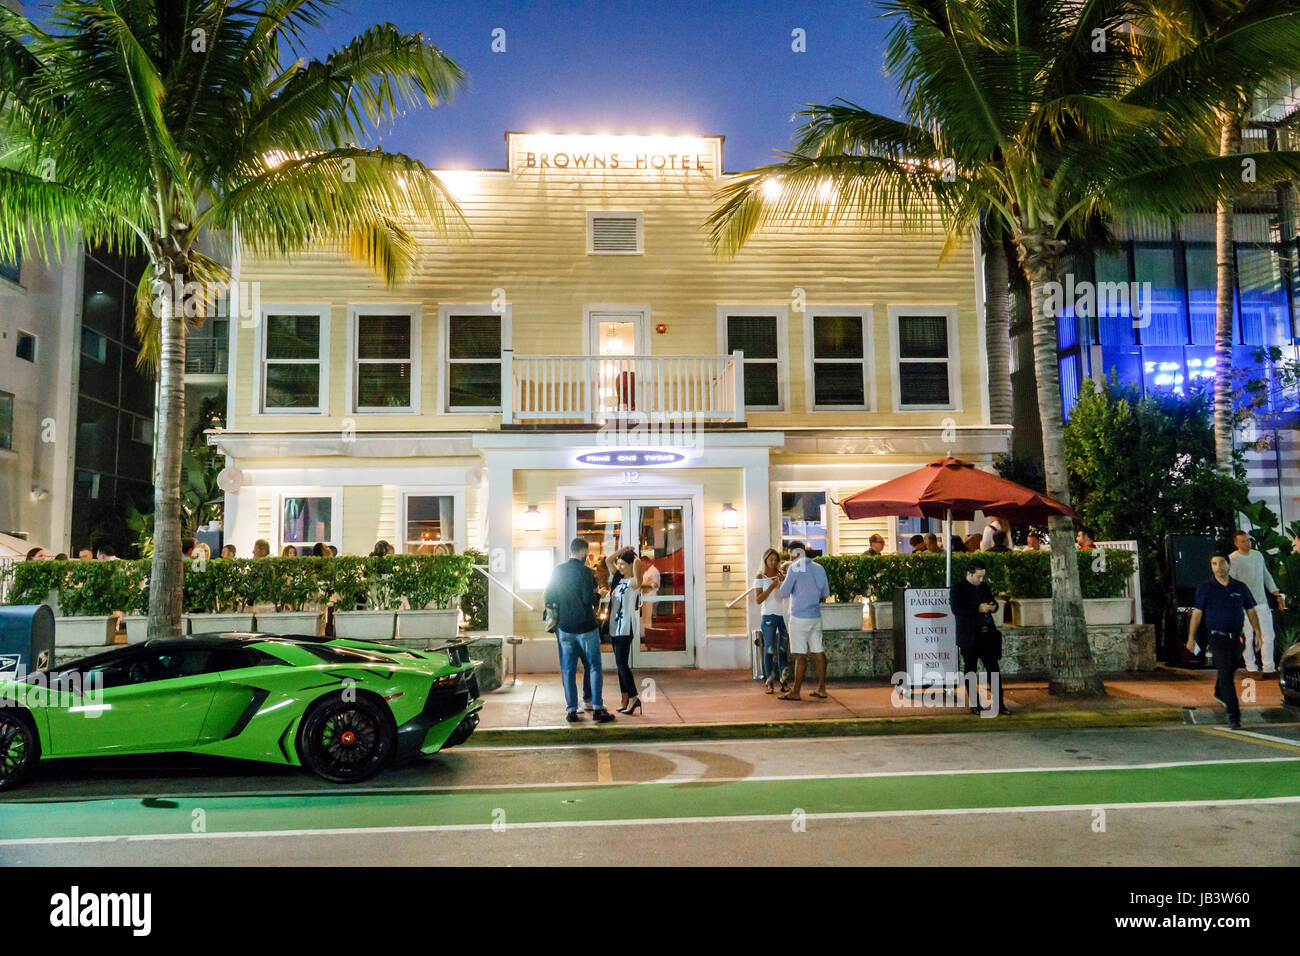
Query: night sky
[{"left": 29, "top": 0, "right": 902, "bottom": 173}]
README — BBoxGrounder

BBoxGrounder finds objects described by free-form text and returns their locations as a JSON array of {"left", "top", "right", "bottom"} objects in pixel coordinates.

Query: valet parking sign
[{"left": 901, "top": 589, "right": 959, "bottom": 689}]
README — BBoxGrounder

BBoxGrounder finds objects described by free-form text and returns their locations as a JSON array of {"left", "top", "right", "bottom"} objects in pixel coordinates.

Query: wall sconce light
[
  {"left": 523, "top": 505, "right": 542, "bottom": 532},
  {"left": 721, "top": 503, "right": 739, "bottom": 529}
]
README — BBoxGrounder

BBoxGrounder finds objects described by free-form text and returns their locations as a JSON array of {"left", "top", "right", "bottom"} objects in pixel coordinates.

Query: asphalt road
[{"left": 2, "top": 722, "right": 1298, "bottom": 866}]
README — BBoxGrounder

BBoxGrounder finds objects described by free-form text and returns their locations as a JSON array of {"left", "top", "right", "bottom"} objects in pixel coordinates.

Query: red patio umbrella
[{"left": 838, "top": 456, "right": 1078, "bottom": 584}]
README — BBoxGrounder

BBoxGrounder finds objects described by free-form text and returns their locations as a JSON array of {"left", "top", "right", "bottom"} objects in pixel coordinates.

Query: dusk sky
[
  {"left": 298, "top": 0, "right": 902, "bottom": 172},
  {"left": 28, "top": 0, "right": 904, "bottom": 173}
]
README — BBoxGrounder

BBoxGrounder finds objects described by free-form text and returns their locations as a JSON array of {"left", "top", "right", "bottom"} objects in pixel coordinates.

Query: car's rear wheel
[
  {"left": 0, "top": 711, "right": 39, "bottom": 792},
  {"left": 297, "top": 693, "right": 393, "bottom": 783}
]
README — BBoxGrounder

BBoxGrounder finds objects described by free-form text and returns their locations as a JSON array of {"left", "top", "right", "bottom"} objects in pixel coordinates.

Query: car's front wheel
[
  {"left": 297, "top": 693, "right": 394, "bottom": 784},
  {"left": 0, "top": 710, "right": 40, "bottom": 792}
]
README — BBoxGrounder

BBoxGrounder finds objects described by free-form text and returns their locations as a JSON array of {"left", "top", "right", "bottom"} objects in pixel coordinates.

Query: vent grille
[{"left": 589, "top": 213, "right": 641, "bottom": 254}]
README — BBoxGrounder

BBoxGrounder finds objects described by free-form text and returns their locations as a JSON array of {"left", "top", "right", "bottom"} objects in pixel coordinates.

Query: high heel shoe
[{"left": 621, "top": 696, "right": 642, "bottom": 715}]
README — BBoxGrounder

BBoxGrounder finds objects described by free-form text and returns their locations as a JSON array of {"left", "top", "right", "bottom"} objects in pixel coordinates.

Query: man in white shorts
[{"left": 777, "top": 540, "right": 831, "bottom": 700}]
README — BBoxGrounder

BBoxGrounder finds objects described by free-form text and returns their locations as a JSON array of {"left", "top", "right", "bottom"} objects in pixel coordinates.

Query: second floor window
[
  {"left": 352, "top": 308, "right": 418, "bottom": 412},
  {"left": 16, "top": 331, "right": 36, "bottom": 363},
  {"left": 445, "top": 310, "right": 505, "bottom": 411},
  {"left": 808, "top": 311, "right": 872, "bottom": 409},
  {"left": 722, "top": 310, "right": 784, "bottom": 410},
  {"left": 894, "top": 309, "right": 956, "bottom": 409},
  {"left": 262, "top": 310, "right": 327, "bottom": 412}
]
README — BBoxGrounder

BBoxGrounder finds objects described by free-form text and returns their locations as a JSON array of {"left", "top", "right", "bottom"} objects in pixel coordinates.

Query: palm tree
[
  {"left": 1135, "top": 0, "right": 1269, "bottom": 473},
  {"left": 0, "top": 1, "right": 467, "bottom": 637},
  {"left": 707, "top": 0, "right": 1300, "bottom": 695}
]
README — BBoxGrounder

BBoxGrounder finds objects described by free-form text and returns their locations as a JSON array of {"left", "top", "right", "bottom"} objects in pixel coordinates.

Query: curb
[{"left": 463, "top": 706, "right": 1189, "bottom": 747}]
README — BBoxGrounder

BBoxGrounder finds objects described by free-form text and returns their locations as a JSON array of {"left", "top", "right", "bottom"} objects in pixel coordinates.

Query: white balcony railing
[{"left": 503, "top": 350, "right": 745, "bottom": 425}]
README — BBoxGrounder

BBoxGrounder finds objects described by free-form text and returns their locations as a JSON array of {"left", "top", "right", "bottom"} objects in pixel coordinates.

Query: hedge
[
  {"left": 814, "top": 549, "right": 1135, "bottom": 603},
  {"left": 3, "top": 554, "right": 476, "bottom": 617}
]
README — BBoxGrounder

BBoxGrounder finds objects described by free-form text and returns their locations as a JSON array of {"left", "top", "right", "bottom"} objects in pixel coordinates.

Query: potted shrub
[
  {"left": 54, "top": 560, "right": 119, "bottom": 648},
  {"left": 1006, "top": 551, "right": 1053, "bottom": 626},
  {"left": 331, "top": 556, "right": 396, "bottom": 640},
  {"left": 121, "top": 560, "right": 152, "bottom": 643},
  {"left": 814, "top": 556, "right": 865, "bottom": 630},
  {"left": 1081, "top": 549, "right": 1135, "bottom": 624},
  {"left": 254, "top": 557, "right": 327, "bottom": 636},
  {"left": 393, "top": 554, "right": 473, "bottom": 644},
  {"left": 184, "top": 558, "right": 255, "bottom": 633}
]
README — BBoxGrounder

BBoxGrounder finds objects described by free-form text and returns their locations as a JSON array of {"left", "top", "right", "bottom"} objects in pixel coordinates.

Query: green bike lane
[{"left": 3, "top": 757, "right": 1298, "bottom": 844}]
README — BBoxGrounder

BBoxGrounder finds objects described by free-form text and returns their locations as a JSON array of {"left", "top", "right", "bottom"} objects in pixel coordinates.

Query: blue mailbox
[{"left": 0, "top": 605, "right": 56, "bottom": 678}]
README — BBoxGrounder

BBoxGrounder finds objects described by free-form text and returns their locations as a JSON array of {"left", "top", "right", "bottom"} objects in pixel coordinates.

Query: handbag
[{"left": 543, "top": 602, "right": 559, "bottom": 634}]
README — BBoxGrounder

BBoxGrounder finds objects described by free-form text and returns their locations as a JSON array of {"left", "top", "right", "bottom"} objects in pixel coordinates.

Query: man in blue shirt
[
  {"left": 1186, "top": 552, "right": 1264, "bottom": 729},
  {"left": 777, "top": 541, "right": 831, "bottom": 701}
]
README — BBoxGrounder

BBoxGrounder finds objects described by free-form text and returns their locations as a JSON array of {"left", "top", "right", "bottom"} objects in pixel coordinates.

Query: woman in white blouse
[
  {"left": 606, "top": 548, "right": 644, "bottom": 714},
  {"left": 753, "top": 548, "right": 789, "bottom": 693}
]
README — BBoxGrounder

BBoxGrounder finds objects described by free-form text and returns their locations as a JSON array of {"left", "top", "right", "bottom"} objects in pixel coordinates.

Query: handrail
[
  {"left": 726, "top": 585, "right": 758, "bottom": 609},
  {"left": 473, "top": 565, "right": 535, "bottom": 612}
]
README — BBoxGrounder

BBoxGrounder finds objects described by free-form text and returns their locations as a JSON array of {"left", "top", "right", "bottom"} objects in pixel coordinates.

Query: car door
[{"left": 44, "top": 647, "right": 221, "bottom": 756}]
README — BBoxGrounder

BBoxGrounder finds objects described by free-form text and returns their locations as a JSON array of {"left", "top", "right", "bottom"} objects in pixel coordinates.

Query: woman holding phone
[
  {"left": 606, "top": 548, "right": 644, "bottom": 714},
  {"left": 753, "top": 548, "right": 789, "bottom": 693}
]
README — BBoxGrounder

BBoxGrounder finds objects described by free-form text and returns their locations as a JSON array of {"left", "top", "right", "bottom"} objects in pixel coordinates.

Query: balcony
[
  {"left": 502, "top": 350, "right": 745, "bottom": 425},
  {"left": 185, "top": 334, "right": 229, "bottom": 377}
]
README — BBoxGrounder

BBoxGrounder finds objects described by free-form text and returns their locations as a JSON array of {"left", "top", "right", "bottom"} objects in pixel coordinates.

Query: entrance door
[
  {"left": 567, "top": 497, "right": 694, "bottom": 667},
  {"left": 586, "top": 309, "right": 648, "bottom": 419}
]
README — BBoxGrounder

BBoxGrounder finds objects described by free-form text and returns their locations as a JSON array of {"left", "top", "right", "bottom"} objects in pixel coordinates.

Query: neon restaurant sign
[{"left": 576, "top": 451, "right": 685, "bottom": 467}]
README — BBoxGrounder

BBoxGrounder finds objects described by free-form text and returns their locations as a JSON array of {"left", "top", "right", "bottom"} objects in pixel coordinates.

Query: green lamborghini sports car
[{"left": 0, "top": 633, "right": 484, "bottom": 791}]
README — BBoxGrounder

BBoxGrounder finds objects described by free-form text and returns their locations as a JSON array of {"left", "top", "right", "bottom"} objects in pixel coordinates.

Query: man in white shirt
[{"left": 1229, "top": 530, "right": 1286, "bottom": 675}]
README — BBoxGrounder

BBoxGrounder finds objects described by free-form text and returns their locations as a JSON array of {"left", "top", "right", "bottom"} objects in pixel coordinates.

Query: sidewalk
[{"left": 469, "top": 666, "right": 1293, "bottom": 744}]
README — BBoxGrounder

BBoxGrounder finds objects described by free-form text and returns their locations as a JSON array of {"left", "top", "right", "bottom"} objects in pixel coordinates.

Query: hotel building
[{"left": 211, "top": 131, "right": 1008, "bottom": 669}]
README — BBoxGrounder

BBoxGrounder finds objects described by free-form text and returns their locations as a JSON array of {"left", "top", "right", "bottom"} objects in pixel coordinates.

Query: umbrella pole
[{"left": 945, "top": 509, "right": 952, "bottom": 586}]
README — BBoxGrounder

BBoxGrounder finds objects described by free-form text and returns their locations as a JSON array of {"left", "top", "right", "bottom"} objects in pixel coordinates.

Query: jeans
[
  {"left": 558, "top": 628, "right": 604, "bottom": 712},
  {"left": 1208, "top": 630, "right": 1243, "bottom": 722},
  {"left": 760, "top": 614, "right": 788, "bottom": 683},
  {"left": 611, "top": 633, "right": 637, "bottom": 697}
]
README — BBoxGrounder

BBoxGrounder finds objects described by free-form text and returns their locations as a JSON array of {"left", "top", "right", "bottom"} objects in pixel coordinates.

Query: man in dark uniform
[
  {"left": 949, "top": 558, "right": 1005, "bottom": 715},
  {"left": 1186, "top": 552, "right": 1263, "bottom": 729}
]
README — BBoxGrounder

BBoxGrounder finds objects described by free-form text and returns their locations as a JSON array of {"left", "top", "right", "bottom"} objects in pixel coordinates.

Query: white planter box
[
  {"left": 55, "top": 616, "right": 116, "bottom": 649},
  {"left": 869, "top": 601, "right": 894, "bottom": 632},
  {"left": 1009, "top": 597, "right": 1133, "bottom": 627},
  {"left": 124, "top": 615, "right": 149, "bottom": 644},
  {"left": 821, "top": 601, "right": 864, "bottom": 631},
  {"left": 396, "top": 608, "right": 460, "bottom": 642},
  {"left": 256, "top": 611, "right": 325, "bottom": 637},
  {"left": 1084, "top": 597, "right": 1133, "bottom": 626},
  {"left": 186, "top": 613, "right": 256, "bottom": 635},
  {"left": 1011, "top": 598, "right": 1053, "bottom": 627},
  {"left": 333, "top": 610, "right": 396, "bottom": 641}
]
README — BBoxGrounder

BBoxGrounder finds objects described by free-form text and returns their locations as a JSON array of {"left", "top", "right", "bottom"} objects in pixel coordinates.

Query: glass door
[
  {"left": 566, "top": 498, "right": 695, "bottom": 667},
  {"left": 631, "top": 502, "right": 692, "bottom": 667},
  {"left": 587, "top": 311, "right": 646, "bottom": 418}
]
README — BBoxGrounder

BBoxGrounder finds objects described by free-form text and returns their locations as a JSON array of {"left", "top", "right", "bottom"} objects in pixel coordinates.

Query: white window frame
[
  {"left": 716, "top": 305, "right": 789, "bottom": 412},
  {"left": 803, "top": 306, "right": 875, "bottom": 411},
  {"left": 347, "top": 304, "right": 422, "bottom": 415},
  {"left": 770, "top": 483, "right": 835, "bottom": 556},
  {"left": 888, "top": 304, "right": 962, "bottom": 412},
  {"left": 274, "top": 487, "right": 343, "bottom": 552},
  {"left": 586, "top": 210, "right": 643, "bottom": 255},
  {"left": 255, "top": 304, "right": 330, "bottom": 415},
  {"left": 439, "top": 304, "right": 511, "bottom": 414},
  {"left": 399, "top": 486, "right": 468, "bottom": 554}
]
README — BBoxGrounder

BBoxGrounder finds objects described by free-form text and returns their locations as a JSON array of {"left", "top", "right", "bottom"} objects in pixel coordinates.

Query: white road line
[
  {"left": 6, "top": 755, "right": 1295, "bottom": 802},
  {"left": 4, "top": 796, "right": 1299, "bottom": 847}
]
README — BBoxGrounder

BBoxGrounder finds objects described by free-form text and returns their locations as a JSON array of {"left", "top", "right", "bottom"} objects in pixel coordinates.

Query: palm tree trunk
[
  {"left": 1020, "top": 232, "right": 1105, "bottom": 697},
  {"left": 1213, "top": 115, "right": 1241, "bottom": 473},
  {"left": 985, "top": 240, "right": 1013, "bottom": 424},
  {"left": 146, "top": 257, "right": 185, "bottom": 637}
]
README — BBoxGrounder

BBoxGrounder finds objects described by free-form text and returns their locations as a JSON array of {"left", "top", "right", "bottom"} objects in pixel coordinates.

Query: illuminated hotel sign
[
  {"left": 523, "top": 151, "right": 709, "bottom": 173},
  {"left": 576, "top": 451, "right": 685, "bottom": 467}
]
